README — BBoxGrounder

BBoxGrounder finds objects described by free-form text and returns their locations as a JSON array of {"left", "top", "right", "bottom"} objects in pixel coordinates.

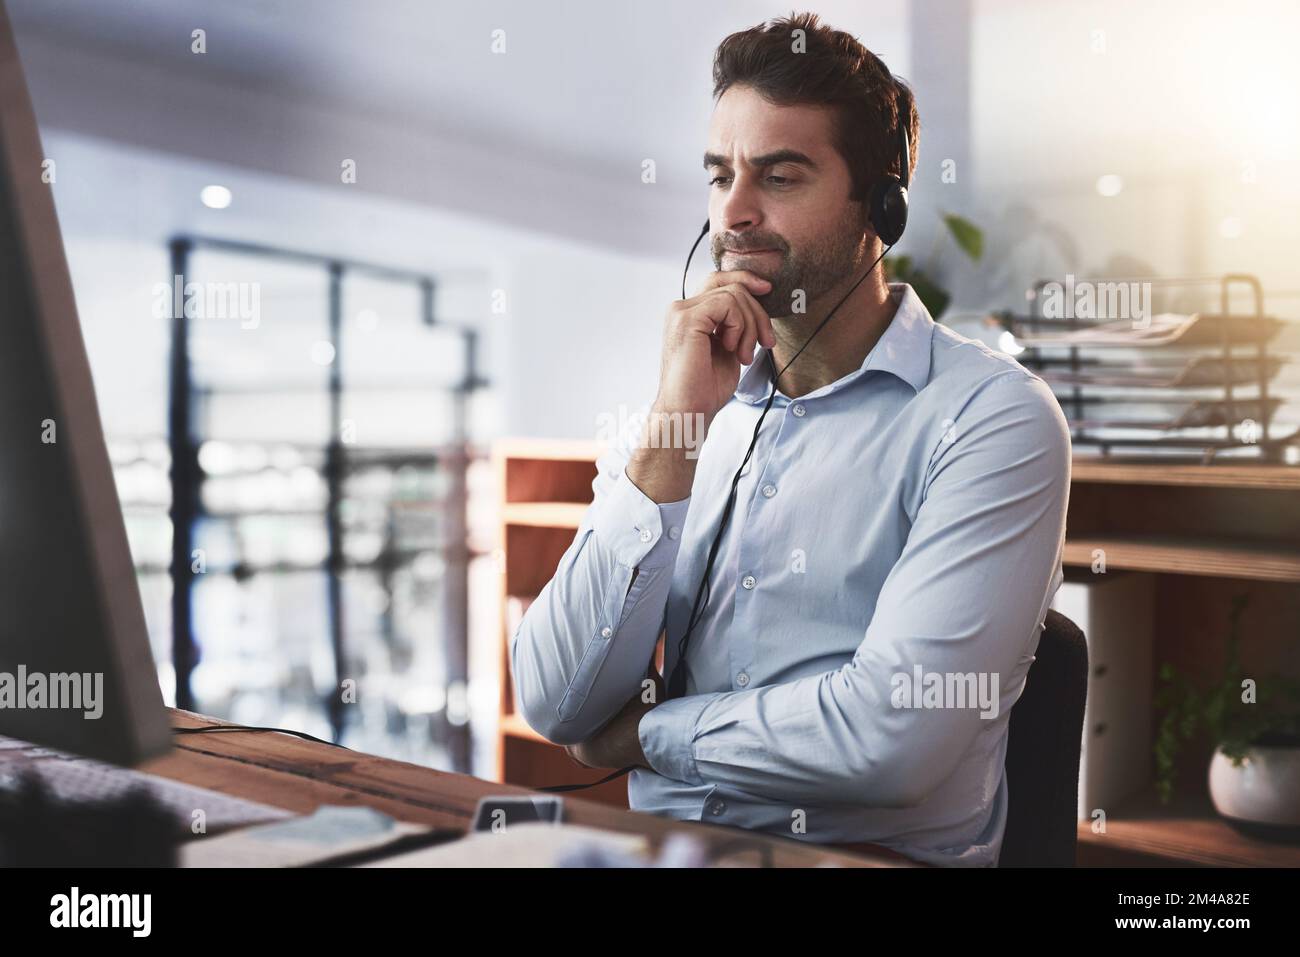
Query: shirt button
[
  {"left": 638, "top": 528, "right": 653, "bottom": 543},
  {"left": 761, "top": 484, "right": 777, "bottom": 498},
  {"left": 668, "top": 526, "right": 680, "bottom": 540},
  {"left": 741, "top": 575, "right": 756, "bottom": 590},
  {"left": 791, "top": 403, "right": 806, "bottom": 417},
  {"left": 709, "top": 800, "right": 727, "bottom": 816},
  {"left": 736, "top": 671, "right": 750, "bottom": 687},
  {"left": 600, "top": 626, "right": 612, "bottom": 638}
]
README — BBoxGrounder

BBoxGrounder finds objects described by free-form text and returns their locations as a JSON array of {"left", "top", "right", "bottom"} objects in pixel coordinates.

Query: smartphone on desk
[{"left": 471, "top": 795, "right": 564, "bottom": 831}]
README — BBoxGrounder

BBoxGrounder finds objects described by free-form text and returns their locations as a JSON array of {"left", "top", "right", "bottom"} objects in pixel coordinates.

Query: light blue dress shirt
[{"left": 510, "top": 282, "right": 1072, "bottom": 866}]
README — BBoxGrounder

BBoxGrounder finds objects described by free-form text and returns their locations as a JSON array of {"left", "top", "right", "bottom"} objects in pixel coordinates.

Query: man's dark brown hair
[{"left": 712, "top": 11, "right": 919, "bottom": 207}]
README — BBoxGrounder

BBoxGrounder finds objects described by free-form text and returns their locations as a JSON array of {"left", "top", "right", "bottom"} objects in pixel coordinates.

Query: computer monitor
[{"left": 0, "top": 3, "right": 171, "bottom": 765}]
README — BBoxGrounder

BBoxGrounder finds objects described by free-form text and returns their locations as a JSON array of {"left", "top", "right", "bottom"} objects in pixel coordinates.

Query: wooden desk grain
[{"left": 144, "top": 709, "right": 907, "bottom": 868}]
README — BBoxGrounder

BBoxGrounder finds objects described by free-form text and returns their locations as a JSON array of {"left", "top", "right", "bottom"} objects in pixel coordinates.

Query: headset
[{"left": 540, "top": 101, "right": 911, "bottom": 795}]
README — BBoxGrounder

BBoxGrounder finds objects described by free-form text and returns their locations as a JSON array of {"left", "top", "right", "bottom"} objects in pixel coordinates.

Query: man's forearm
[
  {"left": 565, "top": 661, "right": 664, "bottom": 770},
  {"left": 511, "top": 440, "right": 689, "bottom": 745}
]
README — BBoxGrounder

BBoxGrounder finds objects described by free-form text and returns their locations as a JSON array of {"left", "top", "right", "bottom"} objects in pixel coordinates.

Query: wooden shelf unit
[
  {"left": 1066, "top": 458, "right": 1300, "bottom": 867},
  {"left": 1061, "top": 536, "right": 1300, "bottom": 582},
  {"left": 493, "top": 439, "right": 634, "bottom": 809},
  {"left": 1070, "top": 458, "right": 1300, "bottom": 491},
  {"left": 493, "top": 440, "right": 1300, "bottom": 864},
  {"left": 1076, "top": 792, "right": 1300, "bottom": 868}
]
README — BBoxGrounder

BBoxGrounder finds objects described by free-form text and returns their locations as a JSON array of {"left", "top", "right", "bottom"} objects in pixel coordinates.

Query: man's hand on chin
[{"left": 565, "top": 680, "right": 661, "bottom": 771}]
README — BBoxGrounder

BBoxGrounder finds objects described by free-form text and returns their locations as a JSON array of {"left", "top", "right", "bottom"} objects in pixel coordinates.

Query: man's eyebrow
[{"left": 703, "top": 149, "right": 819, "bottom": 170}]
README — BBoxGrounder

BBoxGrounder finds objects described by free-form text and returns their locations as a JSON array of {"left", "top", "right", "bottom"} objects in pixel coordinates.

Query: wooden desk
[{"left": 146, "top": 709, "right": 907, "bottom": 868}]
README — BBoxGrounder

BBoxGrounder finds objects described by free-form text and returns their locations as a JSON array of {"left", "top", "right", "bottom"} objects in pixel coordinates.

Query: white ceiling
[
  {"left": 12, "top": 0, "right": 906, "bottom": 168},
  {"left": 9, "top": 0, "right": 911, "bottom": 252}
]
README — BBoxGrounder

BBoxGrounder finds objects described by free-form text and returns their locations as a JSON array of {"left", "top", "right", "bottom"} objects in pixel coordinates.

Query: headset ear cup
[
  {"left": 868, "top": 176, "right": 908, "bottom": 246},
  {"left": 883, "top": 182, "right": 909, "bottom": 245}
]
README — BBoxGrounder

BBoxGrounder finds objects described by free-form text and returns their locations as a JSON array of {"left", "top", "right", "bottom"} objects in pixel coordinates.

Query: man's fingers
[
  {"left": 715, "top": 284, "right": 767, "bottom": 364},
  {"left": 697, "top": 269, "right": 771, "bottom": 299},
  {"left": 755, "top": 301, "right": 777, "bottom": 350},
  {"left": 734, "top": 295, "right": 758, "bottom": 364},
  {"left": 735, "top": 286, "right": 768, "bottom": 363},
  {"left": 704, "top": 275, "right": 776, "bottom": 356},
  {"left": 680, "top": 286, "right": 742, "bottom": 351},
  {"left": 711, "top": 286, "right": 753, "bottom": 356},
  {"left": 734, "top": 283, "right": 775, "bottom": 351},
  {"left": 677, "top": 280, "right": 772, "bottom": 364}
]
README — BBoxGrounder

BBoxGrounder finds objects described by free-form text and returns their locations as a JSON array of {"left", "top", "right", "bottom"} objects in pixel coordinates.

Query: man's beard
[{"left": 711, "top": 204, "right": 869, "bottom": 319}]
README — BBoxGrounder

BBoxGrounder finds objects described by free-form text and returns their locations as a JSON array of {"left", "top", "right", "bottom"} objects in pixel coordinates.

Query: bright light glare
[
  {"left": 1096, "top": 174, "right": 1123, "bottom": 197},
  {"left": 998, "top": 330, "right": 1025, "bottom": 356},
  {"left": 200, "top": 185, "right": 232, "bottom": 209}
]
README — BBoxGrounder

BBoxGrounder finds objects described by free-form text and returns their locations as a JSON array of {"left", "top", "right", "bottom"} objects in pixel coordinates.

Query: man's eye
[{"left": 708, "top": 174, "right": 793, "bottom": 187}]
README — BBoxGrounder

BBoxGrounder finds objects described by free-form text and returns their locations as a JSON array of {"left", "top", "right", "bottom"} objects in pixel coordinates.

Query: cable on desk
[
  {"left": 172, "top": 724, "right": 351, "bottom": 749},
  {"left": 537, "top": 765, "right": 639, "bottom": 792},
  {"left": 171, "top": 725, "right": 782, "bottom": 867}
]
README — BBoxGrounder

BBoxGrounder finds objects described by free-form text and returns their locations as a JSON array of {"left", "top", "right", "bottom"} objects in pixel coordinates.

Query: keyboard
[{"left": 0, "top": 734, "right": 296, "bottom": 837}]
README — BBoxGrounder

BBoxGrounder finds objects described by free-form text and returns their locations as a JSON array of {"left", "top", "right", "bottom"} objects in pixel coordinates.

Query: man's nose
[{"left": 716, "top": 171, "right": 764, "bottom": 233}]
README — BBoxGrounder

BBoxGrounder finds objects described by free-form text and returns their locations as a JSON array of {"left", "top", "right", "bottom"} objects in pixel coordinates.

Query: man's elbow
[
  {"left": 524, "top": 717, "right": 586, "bottom": 747},
  {"left": 516, "top": 700, "right": 590, "bottom": 747},
  {"left": 510, "top": 649, "right": 595, "bottom": 746}
]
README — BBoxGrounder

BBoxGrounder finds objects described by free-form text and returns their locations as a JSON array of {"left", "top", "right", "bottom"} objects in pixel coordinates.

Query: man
[{"left": 510, "top": 12, "right": 1070, "bottom": 867}]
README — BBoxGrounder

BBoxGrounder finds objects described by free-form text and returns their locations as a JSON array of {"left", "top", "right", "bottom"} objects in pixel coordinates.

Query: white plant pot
[{"left": 1208, "top": 743, "right": 1300, "bottom": 842}]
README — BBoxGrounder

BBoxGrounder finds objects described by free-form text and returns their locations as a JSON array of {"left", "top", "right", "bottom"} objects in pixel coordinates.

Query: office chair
[{"left": 998, "top": 608, "right": 1088, "bottom": 867}]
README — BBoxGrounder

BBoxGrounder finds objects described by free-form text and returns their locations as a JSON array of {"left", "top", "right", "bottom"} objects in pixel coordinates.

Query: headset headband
[{"left": 898, "top": 118, "right": 910, "bottom": 190}]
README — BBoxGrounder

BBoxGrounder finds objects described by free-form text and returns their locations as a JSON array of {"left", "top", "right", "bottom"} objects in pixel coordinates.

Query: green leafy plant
[
  {"left": 883, "top": 211, "right": 983, "bottom": 320},
  {"left": 1153, "top": 593, "right": 1300, "bottom": 804}
]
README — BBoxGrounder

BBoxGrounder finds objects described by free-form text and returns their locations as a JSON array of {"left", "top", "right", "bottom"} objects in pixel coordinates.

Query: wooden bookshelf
[
  {"left": 1062, "top": 535, "right": 1300, "bottom": 582},
  {"left": 493, "top": 439, "right": 635, "bottom": 809},
  {"left": 1066, "top": 458, "right": 1300, "bottom": 867},
  {"left": 1070, "top": 458, "right": 1300, "bottom": 491},
  {"left": 502, "top": 501, "right": 591, "bottom": 529},
  {"left": 1063, "top": 460, "right": 1300, "bottom": 586},
  {"left": 493, "top": 440, "right": 1300, "bottom": 863}
]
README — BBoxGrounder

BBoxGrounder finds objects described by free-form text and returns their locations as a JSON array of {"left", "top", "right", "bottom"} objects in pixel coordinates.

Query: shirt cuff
[
  {"left": 590, "top": 467, "right": 691, "bottom": 569},
  {"left": 637, "top": 693, "right": 715, "bottom": 786}
]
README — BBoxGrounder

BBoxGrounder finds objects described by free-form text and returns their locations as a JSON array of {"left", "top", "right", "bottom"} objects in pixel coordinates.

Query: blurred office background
[{"left": 8, "top": 0, "right": 1298, "bottom": 780}]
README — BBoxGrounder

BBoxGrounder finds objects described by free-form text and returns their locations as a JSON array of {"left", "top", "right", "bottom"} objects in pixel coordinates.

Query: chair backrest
[{"left": 999, "top": 608, "right": 1089, "bottom": 867}]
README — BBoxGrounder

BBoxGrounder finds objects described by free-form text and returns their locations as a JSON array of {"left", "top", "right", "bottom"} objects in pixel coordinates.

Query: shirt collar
[{"left": 734, "top": 282, "right": 935, "bottom": 404}]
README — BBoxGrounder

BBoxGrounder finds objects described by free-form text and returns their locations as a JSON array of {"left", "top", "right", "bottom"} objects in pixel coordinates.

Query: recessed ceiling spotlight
[{"left": 200, "top": 185, "right": 232, "bottom": 209}]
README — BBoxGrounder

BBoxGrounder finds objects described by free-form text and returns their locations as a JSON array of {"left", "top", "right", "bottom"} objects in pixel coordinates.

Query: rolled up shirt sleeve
[
  {"left": 510, "top": 434, "right": 692, "bottom": 746},
  {"left": 637, "top": 371, "right": 1071, "bottom": 808}
]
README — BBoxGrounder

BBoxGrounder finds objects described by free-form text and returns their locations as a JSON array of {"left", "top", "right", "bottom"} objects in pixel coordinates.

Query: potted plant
[
  {"left": 883, "top": 211, "right": 983, "bottom": 321},
  {"left": 1154, "top": 593, "right": 1300, "bottom": 841}
]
